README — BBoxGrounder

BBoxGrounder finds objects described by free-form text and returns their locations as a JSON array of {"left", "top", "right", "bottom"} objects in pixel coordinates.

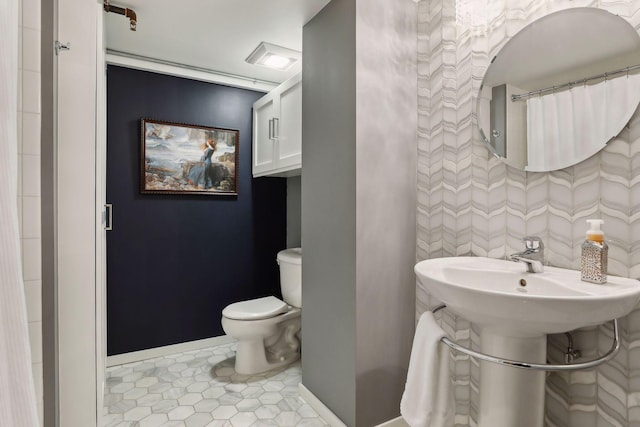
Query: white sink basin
[{"left": 415, "top": 256, "right": 640, "bottom": 335}]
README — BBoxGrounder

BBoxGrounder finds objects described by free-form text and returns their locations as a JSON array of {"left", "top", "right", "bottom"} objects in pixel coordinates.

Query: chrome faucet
[{"left": 510, "top": 236, "right": 544, "bottom": 273}]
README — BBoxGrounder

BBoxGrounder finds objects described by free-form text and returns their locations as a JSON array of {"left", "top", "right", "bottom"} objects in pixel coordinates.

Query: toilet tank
[{"left": 277, "top": 248, "right": 302, "bottom": 308}]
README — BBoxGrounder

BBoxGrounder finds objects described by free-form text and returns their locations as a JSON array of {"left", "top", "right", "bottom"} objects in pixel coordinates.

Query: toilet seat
[{"left": 222, "top": 296, "right": 289, "bottom": 321}]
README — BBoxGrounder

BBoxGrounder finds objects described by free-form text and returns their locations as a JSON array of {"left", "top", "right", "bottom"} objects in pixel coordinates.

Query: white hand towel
[{"left": 400, "top": 311, "right": 454, "bottom": 427}]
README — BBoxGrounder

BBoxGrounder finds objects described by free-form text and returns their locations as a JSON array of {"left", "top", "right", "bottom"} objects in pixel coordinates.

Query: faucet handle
[{"left": 522, "top": 236, "right": 544, "bottom": 250}]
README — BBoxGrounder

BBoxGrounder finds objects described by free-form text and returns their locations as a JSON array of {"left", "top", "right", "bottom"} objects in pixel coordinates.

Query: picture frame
[{"left": 141, "top": 118, "right": 239, "bottom": 196}]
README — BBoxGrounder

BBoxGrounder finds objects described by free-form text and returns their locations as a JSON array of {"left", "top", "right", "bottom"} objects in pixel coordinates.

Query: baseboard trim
[
  {"left": 298, "top": 383, "right": 347, "bottom": 427},
  {"left": 375, "top": 416, "right": 409, "bottom": 427},
  {"left": 106, "top": 335, "right": 236, "bottom": 367}
]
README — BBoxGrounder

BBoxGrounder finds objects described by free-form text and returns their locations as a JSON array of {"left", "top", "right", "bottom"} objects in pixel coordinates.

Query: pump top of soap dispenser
[{"left": 586, "top": 219, "right": 604, "bottom": 243}]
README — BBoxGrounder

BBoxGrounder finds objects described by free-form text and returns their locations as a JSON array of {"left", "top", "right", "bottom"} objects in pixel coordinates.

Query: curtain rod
[{"left": 511, "top": 63, "right": 640, "bottom": 102}]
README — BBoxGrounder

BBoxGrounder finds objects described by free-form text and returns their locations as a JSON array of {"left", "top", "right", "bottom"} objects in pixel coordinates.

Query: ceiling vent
[{"left": 245, "top": 42, "right": 301, "bottom": 71}]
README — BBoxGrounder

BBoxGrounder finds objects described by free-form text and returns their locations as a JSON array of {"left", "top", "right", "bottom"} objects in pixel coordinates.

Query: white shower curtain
[
  {"left": 0, "top": 0, "right": 40, "bottom": 425},
  {"left": 526, "top": 73, "right": 640, "bottom": 171}
]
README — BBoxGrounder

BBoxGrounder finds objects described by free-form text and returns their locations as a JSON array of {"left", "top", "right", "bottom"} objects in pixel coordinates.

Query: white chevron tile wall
[{"left": 417, "top": 0, "right": 640, "bottom": 426}]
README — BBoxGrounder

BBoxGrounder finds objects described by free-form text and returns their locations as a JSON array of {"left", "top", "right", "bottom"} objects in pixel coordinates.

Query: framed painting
[{"left": 141, "top": 119, "right": 239, "bottom": 195}]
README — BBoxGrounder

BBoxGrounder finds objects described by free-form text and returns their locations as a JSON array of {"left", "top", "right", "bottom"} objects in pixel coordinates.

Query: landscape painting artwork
[{"left": 141, "top": 119, "right": 239, "bottom": 195}]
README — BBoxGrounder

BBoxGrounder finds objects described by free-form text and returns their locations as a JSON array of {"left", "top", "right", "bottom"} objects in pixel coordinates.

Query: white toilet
[{"left": 221, "top": 248, "right": 302, "bottom": 375}]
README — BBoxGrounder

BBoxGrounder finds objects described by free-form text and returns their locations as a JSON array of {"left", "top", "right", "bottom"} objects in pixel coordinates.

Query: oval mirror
[{"left": 477, "top": 8, "right": 640, "bottom": 172}]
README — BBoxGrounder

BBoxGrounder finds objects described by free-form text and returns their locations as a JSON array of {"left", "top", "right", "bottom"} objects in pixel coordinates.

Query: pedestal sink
[{"left": 415, "top": 256, "right": 640, "bottom": 427}]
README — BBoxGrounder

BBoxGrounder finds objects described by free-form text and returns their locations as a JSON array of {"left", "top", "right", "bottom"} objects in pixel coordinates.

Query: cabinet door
[
  {"left": 275, "top": 73, "right": 302, "bottom": 170},
  {"left": 252, "top": 93, "right": 277, "bottom": 176}
]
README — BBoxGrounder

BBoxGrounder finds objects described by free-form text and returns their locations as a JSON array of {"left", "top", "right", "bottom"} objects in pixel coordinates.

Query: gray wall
[
  {"left": 354, "top": 0, "right": 417, "bottom": 425},
  {"left": 302, "top": 0, "right": 417, "bottom": 425},
  {"left": 287, "top": 176, "right": 301, "bottom": 248},
  {"left": 302, "top": 0, "right": 357, "bottom": 425}
]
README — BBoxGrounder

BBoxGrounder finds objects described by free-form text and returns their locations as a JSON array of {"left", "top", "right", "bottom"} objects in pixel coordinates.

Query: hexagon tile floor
[{"left": 103, "top": 341, "right": 329, "bottom": 427}]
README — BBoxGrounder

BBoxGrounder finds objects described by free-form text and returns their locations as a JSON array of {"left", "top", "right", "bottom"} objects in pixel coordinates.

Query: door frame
[
  {"left": 54, "top": 0, "right": 104, "bottom": 425},
  {"left": 53, "top": 1, "right": 276, "bottom": 424}
]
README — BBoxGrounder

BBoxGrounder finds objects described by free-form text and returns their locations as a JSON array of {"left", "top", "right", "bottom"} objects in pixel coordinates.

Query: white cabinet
[{"left": 252, "top": 73, "right": 302, "bottom": 177}]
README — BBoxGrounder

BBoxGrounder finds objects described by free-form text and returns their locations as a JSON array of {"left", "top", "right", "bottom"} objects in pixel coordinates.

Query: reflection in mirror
[{"left": 477, "top": 8, "right": 640, "bottom": 172}]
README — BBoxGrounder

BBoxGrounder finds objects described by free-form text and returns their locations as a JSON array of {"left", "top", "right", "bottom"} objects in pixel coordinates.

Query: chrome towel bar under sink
[{"left": 432, "top": 304, "right": 620, "bottom": 372}]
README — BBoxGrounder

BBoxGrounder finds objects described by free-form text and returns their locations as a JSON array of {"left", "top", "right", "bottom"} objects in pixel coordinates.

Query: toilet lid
[
  {"left": 222, "top": 296, "right": 289, "bottom": 321},
  {"left": 277, "top": 248, "right": 301, "bottom": 265}
]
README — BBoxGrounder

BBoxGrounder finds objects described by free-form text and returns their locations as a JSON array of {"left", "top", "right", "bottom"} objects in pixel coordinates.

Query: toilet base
[
  {"left": 235, "top": 338, "right": 300, "bottom": 375},
  {"left": 223, "top": 311, "right": 301, "bottom": 375}
]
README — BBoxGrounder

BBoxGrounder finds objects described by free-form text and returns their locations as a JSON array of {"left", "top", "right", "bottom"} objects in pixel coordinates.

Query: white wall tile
[
  {"left": 22, "top": 0, "right": 40, "bottom": 30},
  {"left": 18, "top": 0, "right": 23, "bottom": 30},
  {"left": 18, "top": 25, "right": 23, "bottom": 72},
  {"left": 22, "top": 237, "right": 41, "bottom": 282},
  {"left": 22, "top": 70, "right": 40, "bottom": 114},
  {"left": 22, "top": 28, "right": 40, "bottom": 72},
  {"left": 17, "top": 155, "right": 23, "bottom": 197},
  {"left": 22, "top": 154, "right": 40, "bottom": 196},
  {"left": 22, "top": 112, "right": 40, "bottom": 155},
  {"left": 17, "top": 68, "right": 23, "bottom": 112},
  {"left": 22, "top": 196, "right": 41, "bottom": 239},
  {"left": 17, "top": 196, "right": 23, "bottom": 237},
  {"left": 17, "top": 110, "right": 23, "bottom": 154},
  {"left": 24, "top": 280, "right": 42, "bottom": 322}
]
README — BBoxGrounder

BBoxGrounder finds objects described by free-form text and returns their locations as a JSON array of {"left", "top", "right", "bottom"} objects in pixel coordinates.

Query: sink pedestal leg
[{"left": 477, "top": 330, "right": 547, "bottom": 427}]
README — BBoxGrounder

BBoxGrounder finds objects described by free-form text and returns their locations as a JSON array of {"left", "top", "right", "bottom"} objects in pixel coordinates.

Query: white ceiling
[{"left": 105, "top": 0, "right": 331, "bottom": 85}]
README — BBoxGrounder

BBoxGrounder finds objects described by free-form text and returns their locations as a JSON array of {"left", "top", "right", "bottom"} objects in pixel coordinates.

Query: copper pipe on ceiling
[{"left": 104, "top": 1, "right": 137, "bottom": 31}]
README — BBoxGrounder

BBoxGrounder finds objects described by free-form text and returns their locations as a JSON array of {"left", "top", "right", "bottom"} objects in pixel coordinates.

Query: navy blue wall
[{"left": 106, "top": 65, "right": 286, "bottom": 355}]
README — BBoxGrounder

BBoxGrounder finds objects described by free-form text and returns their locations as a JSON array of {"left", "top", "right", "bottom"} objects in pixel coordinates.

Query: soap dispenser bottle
[{"left": 581, "top": 219, "right": 608, "bottom": 284}]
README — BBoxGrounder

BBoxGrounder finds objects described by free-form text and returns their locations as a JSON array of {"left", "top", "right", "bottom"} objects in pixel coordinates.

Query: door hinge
[{"left": 54, "top": 41, "right": 71, "bottom": 55}]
